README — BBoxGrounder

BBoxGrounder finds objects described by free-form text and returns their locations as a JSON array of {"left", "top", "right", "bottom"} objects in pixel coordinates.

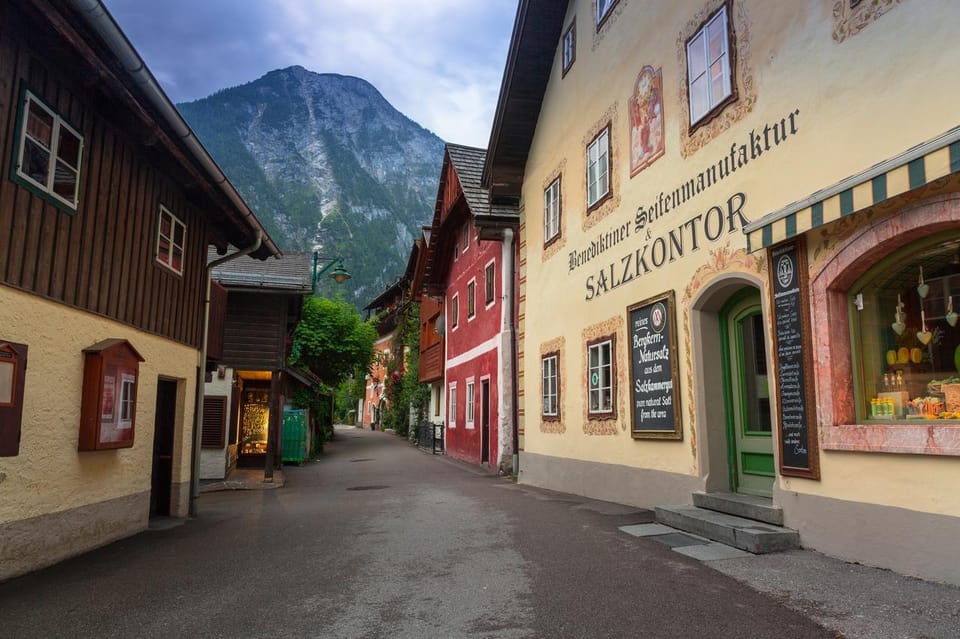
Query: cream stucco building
[{"left": 478, "top": 0, "right": 960, "bottom": 584}]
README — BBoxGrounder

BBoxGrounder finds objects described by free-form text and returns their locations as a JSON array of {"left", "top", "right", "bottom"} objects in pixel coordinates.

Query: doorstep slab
[
  {"left": 619, "top": 523, "right": 677, "bottom": 537},
  {"left": 674, "top": 542, "right": 753, "bottom": 561}
]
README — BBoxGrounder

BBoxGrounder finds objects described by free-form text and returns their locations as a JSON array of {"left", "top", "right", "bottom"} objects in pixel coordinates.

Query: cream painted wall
[
  {"left": 519, "top": 0, "right": 960, "bottom": 512},
  {"left": 0, "top": 285, "right": 199, "bottom": 524},
  {"left": 200, "top": 368, "right": 236, "bottom": 479}
]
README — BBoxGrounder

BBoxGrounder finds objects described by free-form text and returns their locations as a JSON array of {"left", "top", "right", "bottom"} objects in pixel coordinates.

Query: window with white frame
[
  {"left": 118, "top": 374, "right": 136, "bottom": 427},
  {"left": 586, "top": 127, "right": 610, "bottom": 209},
  {"left": 562, "top": 21, "right": 576, "bottom": 74},
  {"left": 485, "top": 261, "right": 496, "bottom": 306},
  {"left": 544, "top": 176, "right": 561, "bottom": 243},
  {"left": 596, "top": 0, "right": 619, "bottom": 25},
  {"left": 466, "top": 379, "right": 475, "bottom": 427},
  {"left": 448, "top": 383, "right": 457, "bottom": 427},
  {"left": 467, "top": 279, "right": 476, "bottom": 319},
  {"left": 588, "top": 337, "right": 615, "bottom": 416},
  {"left": 156, "top": 206, "right": 186, "bottom": 275},
  {"left": 14, "top": 90, "right": 83, "bottom": 211},
  {"left": 686, "top": 3, "right": 733, "bottom": 127},
  {"left": 462, "top": 221, "right": 470, "bottom": 252},
  {"left": 542, "top": 354, "right": 559, "bottom": 418},
  {"left": 451, "top": 294, "right": 459, "bottom": 329}
]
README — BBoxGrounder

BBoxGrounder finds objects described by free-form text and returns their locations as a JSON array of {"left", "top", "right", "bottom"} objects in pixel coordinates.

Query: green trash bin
[{"left": 282, "top": 409, "right": 308, "bottom": 464}]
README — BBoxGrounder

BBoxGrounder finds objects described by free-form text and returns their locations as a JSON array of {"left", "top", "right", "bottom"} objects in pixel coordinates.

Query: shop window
[
  {"left": 466, "top": 378, "right": 475, "bottom": 428},
  {"left": 13, "top": 89, "right": 83, "bottom": 212},
  {"left": 851, "top": 236, "right": 960, "bottom": 423},
  {"left": 587, "top": 335, "right": 616, "bottom": 417},
  {"left": 542, "top": 353, "right": 560, "bottom": 419},
  {"left": 79, "top": 339, "right": 144, "bottom": 451},
  {"left": 562, "top": 20, "right": 576, "bottom": 75},
  {"left": 685, "top": 2, "right": 735, "bottom": 128},
  {"left": 467, "top": 279, "right": 476, "bottom": 319},
  {"left": 156, "top": 205, "right": 186, "bottom": 275},
  {"left": 485, "top": 260, "right": 496, "bottom": 307},
  {"left": 544, "top": 176, "right": 561, "bottom": 244},
  {"left": 0, "top": 341, "right": 28, "bottom": 457},
  {"left": 586, "top": 126, "right": 611, "bottom": 210}
]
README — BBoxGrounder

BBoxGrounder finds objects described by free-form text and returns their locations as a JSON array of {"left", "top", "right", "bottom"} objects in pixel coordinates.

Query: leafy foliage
[
  {"left": 290, "top": 296, "right": 377, "bottom": 388},
  {"left": 380, "top": 303, "right": 431, "bottom": 437}
]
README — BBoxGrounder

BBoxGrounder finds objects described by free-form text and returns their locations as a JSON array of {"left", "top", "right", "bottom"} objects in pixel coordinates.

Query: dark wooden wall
[
  {"left": 0, "top": 4, "right": 212, "bottom": 349},
  {"left": 221, "top": 292, "right": 290, "bottom": 370}
]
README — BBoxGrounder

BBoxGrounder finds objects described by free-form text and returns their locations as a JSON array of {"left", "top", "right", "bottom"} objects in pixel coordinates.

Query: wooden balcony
[{"left": 419, "top": 341, "right": 444, "bottom": 383}]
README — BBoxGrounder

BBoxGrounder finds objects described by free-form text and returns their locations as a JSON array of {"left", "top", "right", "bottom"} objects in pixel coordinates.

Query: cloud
[{"left": 104, "top": 0, "right": 516, "bottom": 147}]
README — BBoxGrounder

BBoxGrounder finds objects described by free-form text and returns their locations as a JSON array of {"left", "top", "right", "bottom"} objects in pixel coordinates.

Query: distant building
[
  {"left": 0, "top": 1, "right": 278, "bottom": 580},
  {"left": 483, "top": 0, "right": 960, "bottom": 584},
  {"left": 362, "top": 274, "right": 413, "bottom": 430}
]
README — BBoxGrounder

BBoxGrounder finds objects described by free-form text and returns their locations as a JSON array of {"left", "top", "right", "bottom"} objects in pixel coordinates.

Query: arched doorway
[{"left": 720, "top": 289, "right": 774, "bottom": 496}]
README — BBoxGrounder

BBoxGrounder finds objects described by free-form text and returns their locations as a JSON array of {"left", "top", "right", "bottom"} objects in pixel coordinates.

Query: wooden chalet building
[
  {"left": 422, "top": 144, "right": 519, "bottom": 472},
  {"left": 411, "top": 227, "right": 446, "bottom": 429},
  {"left": 361, "top": 271, "right": 413, "bottom": 430},
  {"left": 202, "top": 251, "right": 316, "bottom": 479},
  {"left": 0, "top": 1, "right": 279, "bottom": 580}
]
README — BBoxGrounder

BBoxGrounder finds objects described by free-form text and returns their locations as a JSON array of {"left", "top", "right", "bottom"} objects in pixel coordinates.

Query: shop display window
[{"left": 851, "top": 236, "right": 960, "bottom": 422}]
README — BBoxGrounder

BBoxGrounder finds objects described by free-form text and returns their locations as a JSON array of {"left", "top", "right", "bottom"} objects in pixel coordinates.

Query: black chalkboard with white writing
[
  {"left": 628, "top": 291, "right": 682, "bottom": 440},
  {"left": 770, "top": 240, "right": 818, "bottom": 477}
]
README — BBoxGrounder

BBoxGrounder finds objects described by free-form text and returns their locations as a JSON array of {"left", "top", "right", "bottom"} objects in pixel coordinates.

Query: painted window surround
[
  {"left": 586, "top": 125, "right": 611, "bottom": 211},
  {"left": 484, "top": 259, "right": 497, "bottom": 308},
  {"left": 542, "top": 353, "right": 560, "bottom": 419},
  {"left": 587, "top": 335, "right": 616, "bottom": 417},
  {"left": 544, "top": 175, "right": 561, "bottom": 246},
  {"left": 812, "top": 194, "right": 960, "bottom": 457},
  {"left": 685, "top": 1, "right": 736, "bottom": 131},
  {"left": 448, "top": 382, "right": 457, "bottom": 428},
  {"left": 465, "top": 377, "right": 475, "bottom": 428},
  {"left": 467, "top": 278, "right": 477, "bottom": 320}
]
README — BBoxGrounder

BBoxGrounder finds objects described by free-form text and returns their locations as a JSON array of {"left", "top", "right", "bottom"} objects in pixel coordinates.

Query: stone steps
[
  {"left": 654, "top": 504, "right": 799, "bottom": 554},
  {"left": 692, "top": 491, "right": 784, "bottom": 526}
]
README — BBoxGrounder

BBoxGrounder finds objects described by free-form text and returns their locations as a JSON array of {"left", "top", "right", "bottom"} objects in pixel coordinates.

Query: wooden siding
[
  {"left": 221, "top": 292, "right": 289, "bottom": 370},
  {"left": 0, "top": 5, "right": 214, "bottom": 348},
  {"left": 207, "top": 281, "right": 228, "bottom": 361}
]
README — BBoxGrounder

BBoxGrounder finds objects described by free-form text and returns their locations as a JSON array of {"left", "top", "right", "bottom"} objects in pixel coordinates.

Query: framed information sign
[
  {"left": 627, "top": 291, "right": 682, "bottom": 440},
  {"left": 768, "top": 239, "right": 820, "bottom": 479}
]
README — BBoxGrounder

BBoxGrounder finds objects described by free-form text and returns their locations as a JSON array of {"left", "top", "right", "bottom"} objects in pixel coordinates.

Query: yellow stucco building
[{"left": 480, "top": 0, "right": 960, "bottom": 584}]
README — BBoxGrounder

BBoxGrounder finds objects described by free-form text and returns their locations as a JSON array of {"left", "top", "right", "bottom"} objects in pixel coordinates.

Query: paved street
[{"left": 0, "top": 429, "right": 879, "bottom": 638}]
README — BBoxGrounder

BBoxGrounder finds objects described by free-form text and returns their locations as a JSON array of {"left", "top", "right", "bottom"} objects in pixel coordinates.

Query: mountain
[{"left": 177, "top": 66, "right": 445, "bottom": 304}]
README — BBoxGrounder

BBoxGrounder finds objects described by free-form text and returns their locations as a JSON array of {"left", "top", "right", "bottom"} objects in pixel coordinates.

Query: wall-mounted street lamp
[{"left": 313, "top": 253, "right": 352, "bottom": 292}]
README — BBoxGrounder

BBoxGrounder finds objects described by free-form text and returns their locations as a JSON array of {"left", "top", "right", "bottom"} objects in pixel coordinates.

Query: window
[
  {"left": 14, "top": 89, "right": 83, "bottom": 211},
  {"left": 451, "top": 294, "right": 459, "bottom": 330},
  {"left": 588, "top": 337, "right": 615, "bottom": 416},
  {"left": 596, "top": 0, "right": 619, "bottom": 26},
  {"left": 448, "top": 383, "right": 457, "bottom": 427},
  {"left": 467, "top": 279, "right": 476, "bottom": 319},
  {"left": 586, "top": 127, "right": 610, "bottom": 209},
  {"left": 0, "top": 341, "right": 28, "bottom": 457},
  {"left": 850, "top": 236, "right": 960, "bottom": 423},
  {"left": 434, "top": 385, "right": 441, "bottom": 417},
  {"left": 544, "top": 176, "right": 561, "bottom": 243},
  {"left": 542, "top": 354, "right": 559, "bottom": 419},
  {"left": 466, "top": 379, "right": 475, "bottom": 428},
  {"left": 686, "top": 3, "right": 733, "bottom": 127},
  {"left": 562, "top": 20, "right": 576, "bottom": 74},
  {"left": 462, "top": 221, "right": 470, "bottom": 253},
  {"left": 156, "top": 206, "right": 186, "bottom": 275},
  {"left": 485, "top": 261, "right": 496, "bottom": 307}
]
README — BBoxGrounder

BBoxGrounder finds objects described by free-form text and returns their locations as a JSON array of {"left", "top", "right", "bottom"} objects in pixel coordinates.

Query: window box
[{"left": 79, "top": 339, "right": 144, "bottom": 451}]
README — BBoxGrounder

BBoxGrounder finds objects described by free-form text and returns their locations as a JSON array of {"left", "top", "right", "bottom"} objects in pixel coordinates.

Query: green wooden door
[{"left": 722, "top": 290, "right": 774, "bottom": 497}]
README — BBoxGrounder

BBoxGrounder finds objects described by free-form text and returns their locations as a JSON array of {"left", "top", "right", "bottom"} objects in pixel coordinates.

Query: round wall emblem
[
  {"left": 776, "top": 254, "right": 794, "bottom": 288},
  {"left": 650, "top": 302, "right": 666, "bottom": 334}
]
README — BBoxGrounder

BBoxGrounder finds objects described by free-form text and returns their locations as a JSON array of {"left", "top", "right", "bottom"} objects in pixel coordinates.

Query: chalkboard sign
[
  {"left": 627, "top": 291, "right": 682, "bottom": 440},
  {"left": 769, "top": 239, "right": 820, "bottom": 479}
]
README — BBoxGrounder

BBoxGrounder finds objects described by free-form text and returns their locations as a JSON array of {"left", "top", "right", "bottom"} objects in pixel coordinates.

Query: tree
[
  {"left": 380, "top": 303, "right": 431, "bottom": 437},
  {"left": 290, "top": 296, "right": 377, "bottom": 388}
]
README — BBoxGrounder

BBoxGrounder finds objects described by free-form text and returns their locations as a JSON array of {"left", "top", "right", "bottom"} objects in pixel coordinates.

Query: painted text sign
[{"left": 628, "top": 292, "right": 682, "bottom": 439}]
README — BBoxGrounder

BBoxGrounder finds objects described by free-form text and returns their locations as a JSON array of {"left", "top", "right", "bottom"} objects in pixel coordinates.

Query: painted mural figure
[{"left": 629, "top": 66, "right": 665, "bottom": 176}]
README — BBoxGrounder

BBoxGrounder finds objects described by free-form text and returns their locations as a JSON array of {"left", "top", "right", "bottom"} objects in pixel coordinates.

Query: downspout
[
  {"left": 509, "top": 231, "right": 519, "bottom": 477},
  {"left": 190, "top": 233, "right": 263, "bottom": 517},
  {"left": 500, "top": 228, "right": 518, "bottom": 475}
]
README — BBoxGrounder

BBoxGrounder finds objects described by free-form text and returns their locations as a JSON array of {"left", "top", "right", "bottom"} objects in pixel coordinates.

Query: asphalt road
[{"left": 0, "top": 428, "right": 834, "bottom": 638}]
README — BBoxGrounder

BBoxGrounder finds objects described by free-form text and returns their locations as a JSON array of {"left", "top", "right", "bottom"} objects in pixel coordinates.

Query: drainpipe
[
  {"left": 190, "top": 233, "right": 263, "bottom": 517},
  {"left": 499, "top": 228, "right": 518, "bottom": 475},
  {"left": 509, "top": 232, "right": 519, "bottom": 477}
]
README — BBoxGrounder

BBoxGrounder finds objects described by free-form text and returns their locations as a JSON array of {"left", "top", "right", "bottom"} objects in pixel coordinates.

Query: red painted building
[{"left": 423, "top": 145, "right": 519, "bottom": 472}]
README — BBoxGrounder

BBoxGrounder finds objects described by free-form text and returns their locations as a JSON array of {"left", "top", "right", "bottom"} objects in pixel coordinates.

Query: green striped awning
[{"left": 745, "top": 125, "right": 960, "bottom": 253}]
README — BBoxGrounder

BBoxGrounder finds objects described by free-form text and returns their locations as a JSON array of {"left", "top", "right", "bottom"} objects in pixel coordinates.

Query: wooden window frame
[
  {"left": 596, "top": 0, "right": 620, "bottom": 29},
  {"left": 484, "top": 259, "right": 496, "bottom": 308},
  {"left": 542, "top": 352, "right": 561, "bottom": 421},
  {"left": 462, "top": 221, "right": 470, "bottom": 253},
  {"left": 685, "top": 1, "right": 738, "bottom": 132},
  {"left": 156, "top": 205, "right": 187, "bottom": 275},
  {"left": 544, "top": 175, "right": 562, "bottom": 246},
  {"left": 11, "top": 87, "right": 84, "bottom": 214},
  {"left": 562, "top": 19, "right": 576, "bottom": 76},
  {"left": 586, "top": 125, "right": 612, "bottom": 212},
  {"left": 451, "top": 293, "right": 459, "bottom": 330},
  {"left": 465, "top": 378, "right": 476, "bottom": 428},
  {"left": 587, "top": 334, "right": 617, "bottom": 419},
  {"left": 467, "top": 278, "right": 477, "bottom": 320}
]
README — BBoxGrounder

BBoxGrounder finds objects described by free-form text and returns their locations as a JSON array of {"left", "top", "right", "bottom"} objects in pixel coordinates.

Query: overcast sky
[{"left": 104, "top": 0, "right": 517, "bottom": 147}]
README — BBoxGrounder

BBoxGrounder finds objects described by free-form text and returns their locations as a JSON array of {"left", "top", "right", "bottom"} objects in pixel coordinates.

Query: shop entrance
[
  {"left": 238, "top": 380, "right": 271, "bottom": 467},
  {"left": 150, "top": 378, "right": 177, "bottom": 517},
  {"left": 721, "top": 289, "right": 774, "bottom": 496}
]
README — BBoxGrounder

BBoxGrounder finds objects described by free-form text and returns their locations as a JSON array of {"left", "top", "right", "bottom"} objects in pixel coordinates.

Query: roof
[
  {"left": 480, "top": 0, "right": 568, "bottom": 228},
  {"left": 363, "top": 276, "right": 409, "bottom": 312},
  {"left": 209, "top": 248, "right": 313, "bottom": 293},
  {"left": 61, "top": 0, "right": 280, "bottom": 259},
  {"left": 447, "top": 144, "right": 489, "bottom": 215}
]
